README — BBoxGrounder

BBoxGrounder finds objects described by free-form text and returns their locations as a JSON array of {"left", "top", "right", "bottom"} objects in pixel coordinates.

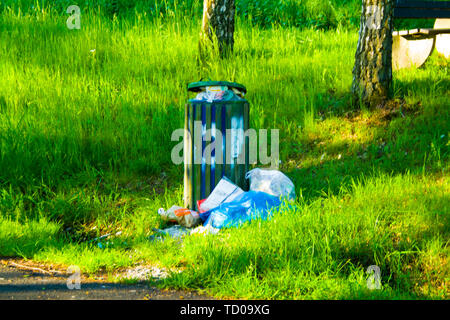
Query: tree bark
[
  {"left": 199, "top": 0, "right": 235, "bottom": 59},
  {"left": 352, "top": 0, "right": 394, "bottom": 108}
]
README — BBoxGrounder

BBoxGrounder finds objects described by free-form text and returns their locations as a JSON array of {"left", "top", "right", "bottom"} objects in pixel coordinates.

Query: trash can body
[{"left": 184, "top": 83, "right": 249, "bottom": 210}]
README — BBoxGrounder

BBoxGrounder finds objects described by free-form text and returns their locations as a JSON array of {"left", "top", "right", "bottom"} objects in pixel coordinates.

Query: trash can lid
[{"left": 187, "top": 81, "right": 247, "bottom": 94}]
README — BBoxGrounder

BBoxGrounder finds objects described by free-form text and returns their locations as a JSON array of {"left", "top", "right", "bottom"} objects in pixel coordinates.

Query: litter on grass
[
  {"left": 151, "top": 169, "right": 295, "bottom": 241},
  {"left": 89, "top": 231, "right": 125, "bottom": 249},
  {"left": 158, "top": 205, "right": 201, "bottom": 228},
  {"left": 197, "top": 176, "right": 244, "bottom": 213},
  {"left": 149, "top": 225, "right": 191, "bottom": 241},
  {"left": 200, "top": 191, "right": 281, "bottom": 229}
]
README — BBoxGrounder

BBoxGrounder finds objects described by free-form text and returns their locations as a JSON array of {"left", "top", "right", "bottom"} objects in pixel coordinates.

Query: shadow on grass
[{"left": 284, "top": 97, "right": 448, "bottom": 201}]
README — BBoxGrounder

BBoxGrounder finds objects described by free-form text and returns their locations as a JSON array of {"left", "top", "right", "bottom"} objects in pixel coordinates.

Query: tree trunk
[
  {"left": 352, "top": 0, "right": 394, "bottom": 108},
  {"left": 199, "top": 0, "right": 235, "bottom": 59}
]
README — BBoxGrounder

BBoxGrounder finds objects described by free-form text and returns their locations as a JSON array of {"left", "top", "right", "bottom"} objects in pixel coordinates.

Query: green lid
[{"left": 187, "top": 81, "right": 247, "bottom": 94}]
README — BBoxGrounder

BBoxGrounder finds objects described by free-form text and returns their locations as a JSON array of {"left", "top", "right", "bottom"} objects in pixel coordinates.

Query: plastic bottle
[{"left": 158, "top": 205, "right": 201, "bottom": 228}]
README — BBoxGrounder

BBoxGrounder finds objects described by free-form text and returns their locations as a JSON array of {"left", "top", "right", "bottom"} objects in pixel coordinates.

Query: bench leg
[
  {"left": 434, "top": 19, "right": 450, "bottom": 59},
  {"left": 392, "top": 34, "right": 435, "bottom": 70}
]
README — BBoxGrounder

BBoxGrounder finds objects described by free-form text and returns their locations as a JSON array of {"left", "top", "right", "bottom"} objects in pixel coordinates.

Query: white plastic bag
[
  {"left": 245, "top": 168, "right": 295, "bottom": 201},
  {"left": 198, "top": 176, "right": 244, "bottom": 212}
]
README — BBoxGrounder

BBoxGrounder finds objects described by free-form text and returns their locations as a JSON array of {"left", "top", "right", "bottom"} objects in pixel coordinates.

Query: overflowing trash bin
[
  {"left": 184, "top": 81, "right": 250, "bottom": 211},
  {"left": 149, "top": 80, "right": 297, "bottom": 241}
]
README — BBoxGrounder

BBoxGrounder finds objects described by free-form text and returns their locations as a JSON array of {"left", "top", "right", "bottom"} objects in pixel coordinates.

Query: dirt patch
[{"left": 0, "top": 258, "right": 212, "bottom": 300}]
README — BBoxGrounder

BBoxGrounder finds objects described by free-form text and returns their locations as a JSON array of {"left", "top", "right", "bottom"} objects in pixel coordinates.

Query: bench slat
[
  {"left": 394, "top": 8, "right": 450, "bottom": 19},
  {"left": 394, "top": 0, "right": 450, "bottom": 18},
  {"left": 393, "top": 27, "right": 450, "bottom": 40},
  {"left": 395, "top": 0, "right": 450, "bottom": 9}
]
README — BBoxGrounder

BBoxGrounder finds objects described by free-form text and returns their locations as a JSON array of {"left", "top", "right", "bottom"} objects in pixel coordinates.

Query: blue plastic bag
[{"left": 200, "top": 191, "right": 282, "bottom": 229}]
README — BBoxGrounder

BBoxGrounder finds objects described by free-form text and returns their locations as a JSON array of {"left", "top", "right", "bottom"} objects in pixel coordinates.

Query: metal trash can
[{"left": 184, "top": 81, "right": 250, "bottom": 210}]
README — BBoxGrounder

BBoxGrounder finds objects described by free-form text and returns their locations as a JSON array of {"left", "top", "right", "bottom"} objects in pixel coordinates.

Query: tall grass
[
  {"left": 1, "top": 0, "right": 362, "bottom": 28},
  {"left": 164, "top": 173, "right": 448, "bottom": 299},
  {"left": 0, "top": 8, "right": 360, "bottom": 191}
]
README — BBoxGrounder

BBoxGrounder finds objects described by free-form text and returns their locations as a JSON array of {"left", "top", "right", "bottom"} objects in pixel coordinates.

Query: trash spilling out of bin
[
  {"left": 150, "top": 169, "right": 294, "bottom": 241},
  {"left": 147, "top": 80, "right": 296, "bottom": 242},
  {"left": 158, "top": 205, "right": 201, "bottom": 228},
  {"left": 200, "top": 190, "right": 282, "bottom": 230},
  {"left": 197, "top": 176, "right": 244, "bottom": 213}
]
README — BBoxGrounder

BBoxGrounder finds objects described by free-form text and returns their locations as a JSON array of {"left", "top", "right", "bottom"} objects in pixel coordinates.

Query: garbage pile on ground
[
  {"left": 158, "top": 206, "right": 201, "bottom": 228},
  {"left": 151, "top": 169, "right": 295, "bottom": 241}
]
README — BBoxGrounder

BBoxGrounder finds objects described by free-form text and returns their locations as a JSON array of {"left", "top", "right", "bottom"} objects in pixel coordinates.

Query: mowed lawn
[{"left": 0, "top": 5, "right": 448, "bottom": 299}]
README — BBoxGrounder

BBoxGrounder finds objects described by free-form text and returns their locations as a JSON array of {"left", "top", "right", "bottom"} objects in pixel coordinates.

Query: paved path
[{"left": 0, "top": 261, "right": 212, "bottom": 300}]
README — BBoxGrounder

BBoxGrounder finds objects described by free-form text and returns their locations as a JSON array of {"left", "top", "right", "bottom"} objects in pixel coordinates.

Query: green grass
[{"left": 0, "top": 3, "right": 448, "bottom": 299}]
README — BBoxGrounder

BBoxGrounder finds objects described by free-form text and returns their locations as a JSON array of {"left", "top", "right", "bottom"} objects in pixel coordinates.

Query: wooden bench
[{"left": 392, "top": 0, "right": 450, "bottom": 69}]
